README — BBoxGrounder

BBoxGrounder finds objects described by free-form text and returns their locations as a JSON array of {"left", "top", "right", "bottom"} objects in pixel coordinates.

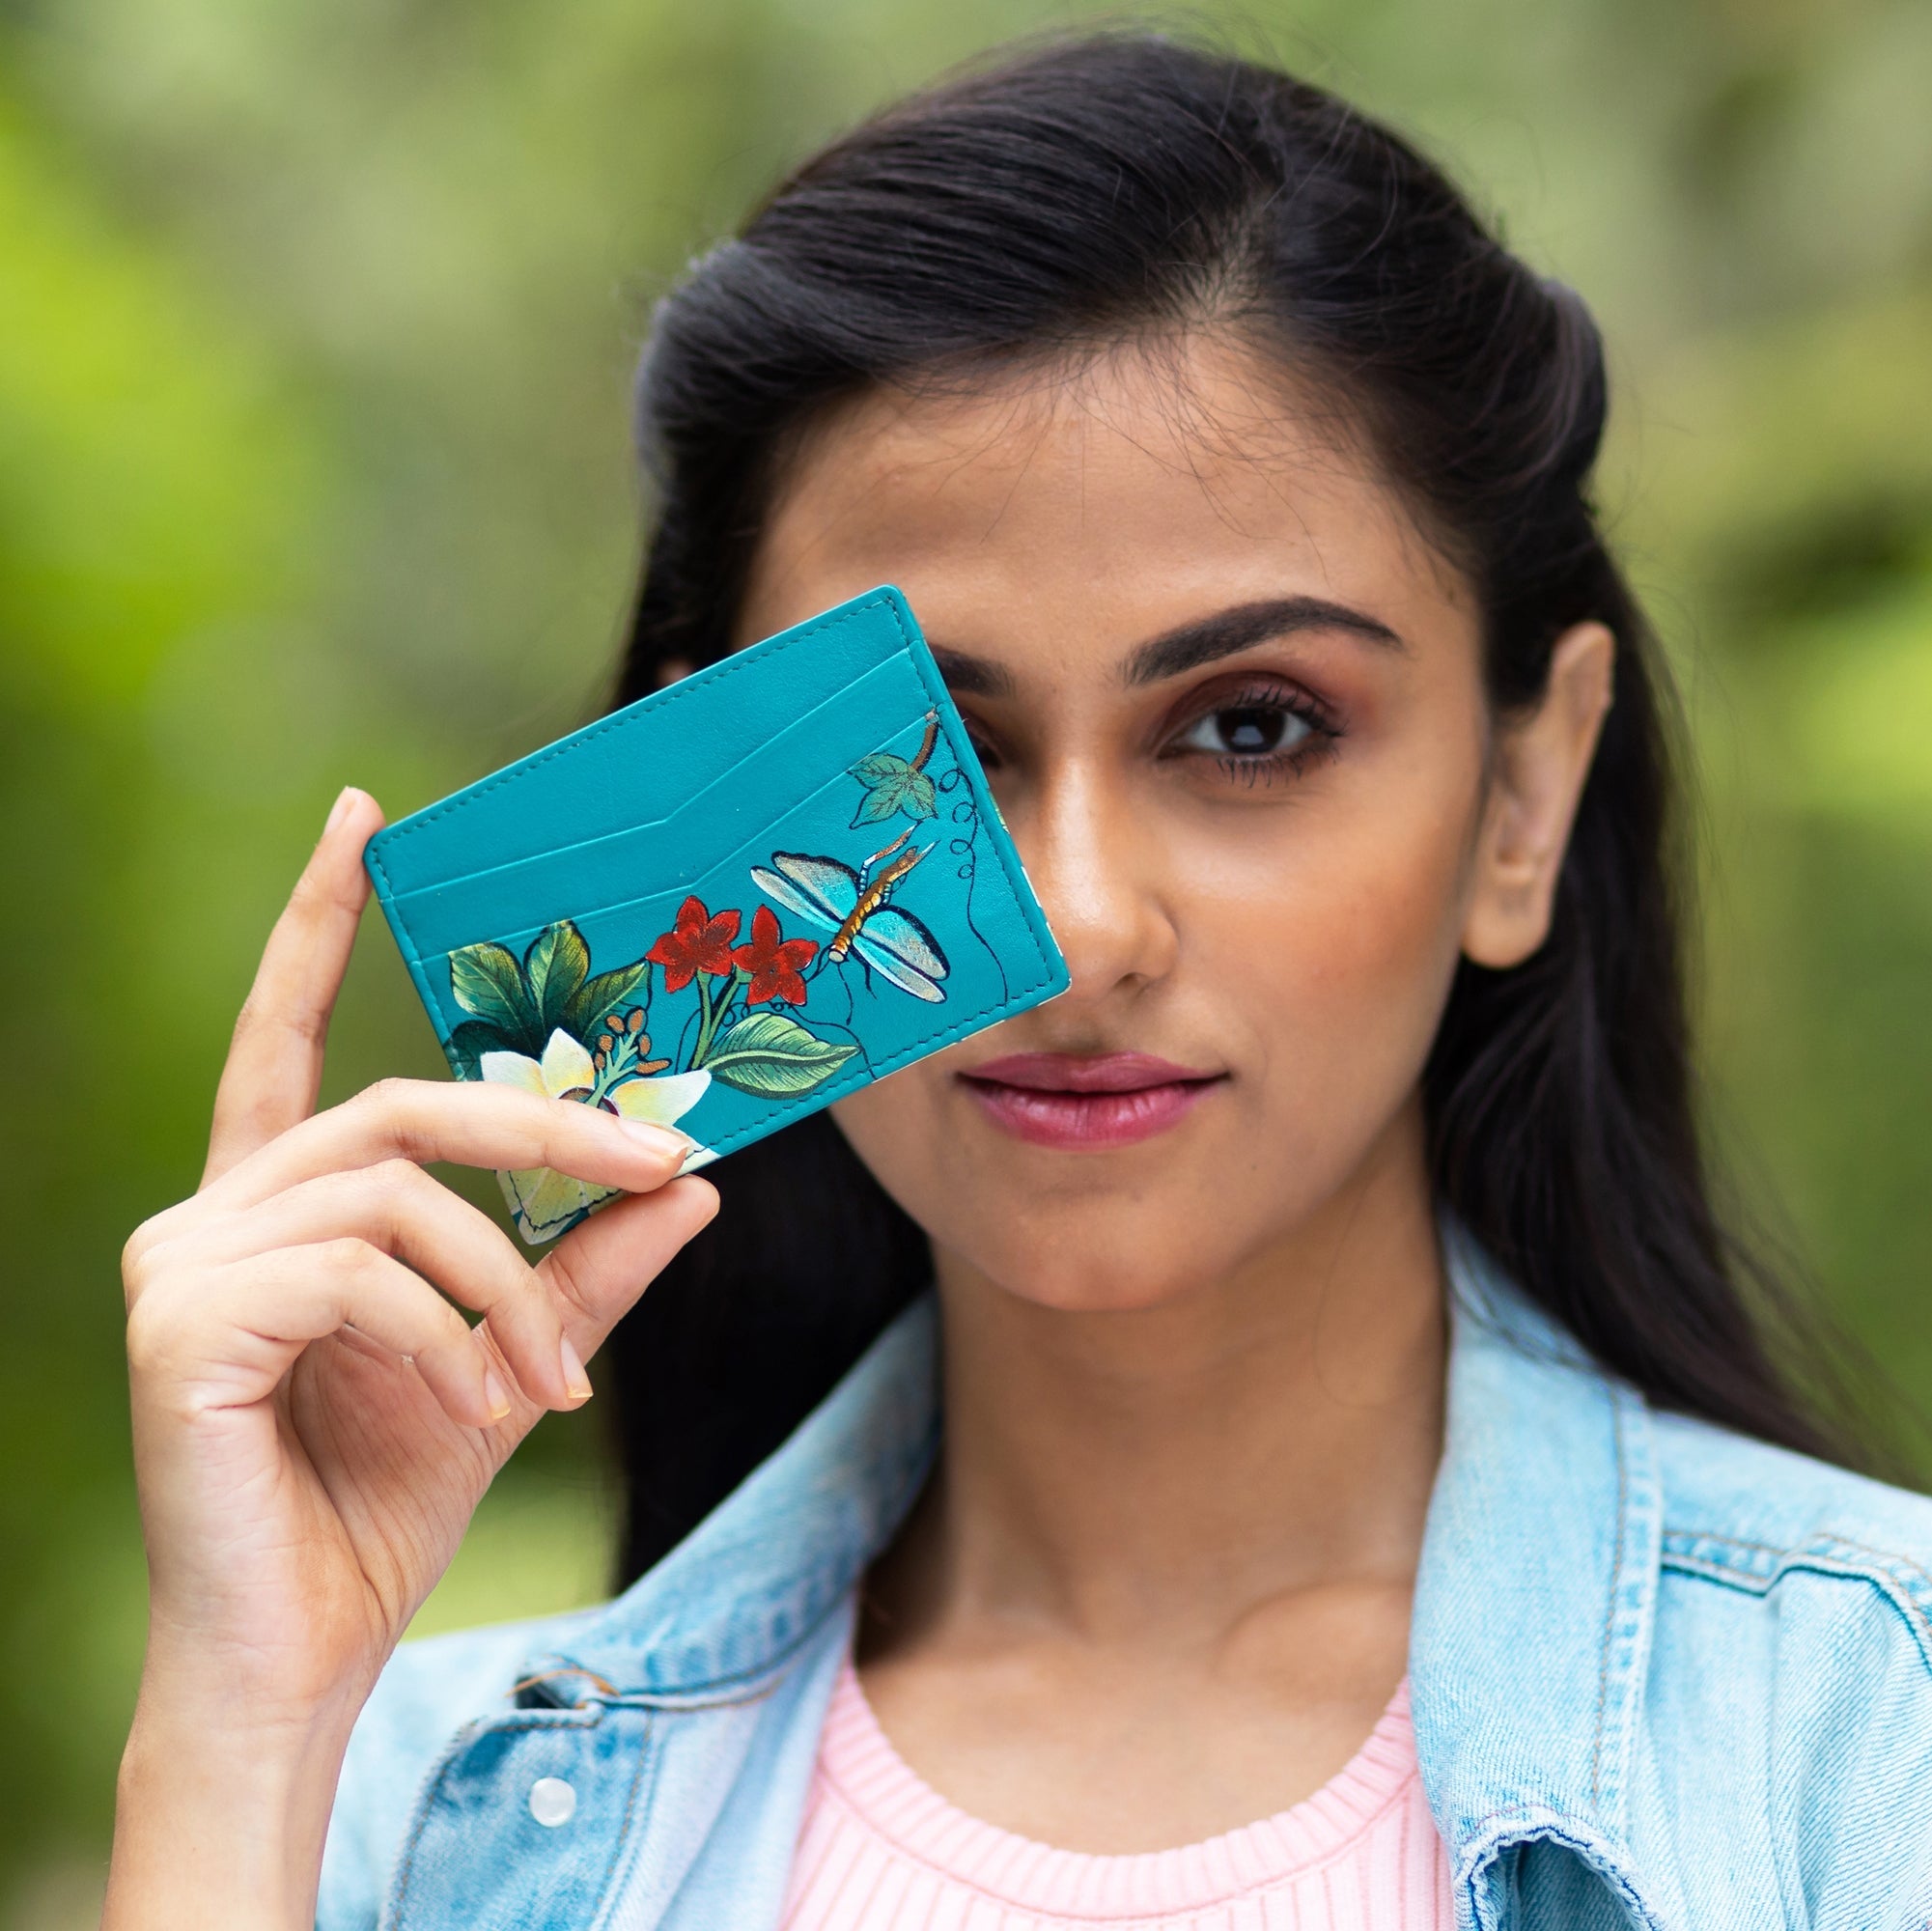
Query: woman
[{"left": 105, "top": 35, "right": 1932, "bottom": 1930}]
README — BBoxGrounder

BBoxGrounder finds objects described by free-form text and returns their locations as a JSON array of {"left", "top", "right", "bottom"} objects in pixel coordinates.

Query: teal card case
[{"left": 363, "top": 586, "right": 1068, "bottom": 1244}]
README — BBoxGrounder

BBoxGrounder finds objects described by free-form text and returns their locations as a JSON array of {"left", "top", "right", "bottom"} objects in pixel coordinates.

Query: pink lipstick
[{"left": 959, "top": 1051, "right": 1223, "bottom": 1150}]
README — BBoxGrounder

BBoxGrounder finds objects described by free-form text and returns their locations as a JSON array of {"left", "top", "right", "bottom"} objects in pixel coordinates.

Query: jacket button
[{"left": 528, "top": 1776, "right": 577, "bottom": 1828}]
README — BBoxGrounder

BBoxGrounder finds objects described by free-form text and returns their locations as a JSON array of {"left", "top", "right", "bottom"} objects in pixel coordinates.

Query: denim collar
[
  {"left": 1414, "top": 1229, "right": 1670, "bottom": 1925},
  {"left": 548, "top": 1294, "right": 941, "bottom": 1703},
  {"left": 547, "top": 1229, "right": 1667, "bottom": 1921}
]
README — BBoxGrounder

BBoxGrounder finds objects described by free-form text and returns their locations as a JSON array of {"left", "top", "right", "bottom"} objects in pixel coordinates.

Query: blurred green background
[{"left": 3, "top": 0, "right": 1929, "bottom": 1918}]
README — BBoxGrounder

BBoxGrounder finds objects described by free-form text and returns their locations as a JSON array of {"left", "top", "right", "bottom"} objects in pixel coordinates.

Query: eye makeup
[
  {"left": 1159, "top": 672, "right": 1343, "bottom": 787},
  {"left": 946, "top": 663, "right": 1347, "bottom": 790}
]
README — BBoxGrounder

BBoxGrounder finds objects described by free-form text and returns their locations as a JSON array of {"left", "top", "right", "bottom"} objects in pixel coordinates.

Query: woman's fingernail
[
  {"left": 616, "top": 1119, "right": 687, "bottom": 1161},
  {"left": 323, "top": 786, "right": 357, "bottom": 834},
  {"left": 483, "top": 1369, "right": 513, "bottom": 1420},
  {"left": 559, "top": 1336, "right": 593, "bottom": 1404}
]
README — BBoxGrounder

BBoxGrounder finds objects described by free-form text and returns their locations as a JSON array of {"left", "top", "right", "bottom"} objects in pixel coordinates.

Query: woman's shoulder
[
  {"left": 1651, "top": 1405, "right": 1932, "bottom": 1642},
  {"left": 319, "top": 1604, "right": 609, "bottom": 1929},
  {"left": 1644, "top": 1408, "right": 1932, "bottom": 1889}
]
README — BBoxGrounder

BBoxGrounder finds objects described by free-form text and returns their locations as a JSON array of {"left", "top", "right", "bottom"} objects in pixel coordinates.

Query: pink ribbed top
[{"left": 779, "top": 1661, "right": 1455, "bottom": 1929}]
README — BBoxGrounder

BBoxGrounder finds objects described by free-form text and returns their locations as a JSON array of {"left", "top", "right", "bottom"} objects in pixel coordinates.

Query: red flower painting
[
  {"left": 646, "top": 896, "right": 742, "bottom": 992},
  {"left": 731, "top": 905, "right": 819, "bottom": 1006}
]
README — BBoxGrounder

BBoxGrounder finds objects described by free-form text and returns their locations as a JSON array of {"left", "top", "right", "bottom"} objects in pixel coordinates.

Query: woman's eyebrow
[
  {"left": 927, "top": 597, "right": 1401, "bottom": 700},
  {"left": 929, "top": 646, "right": 1018, "bottom": 699},
  {"left": 1121, "top": 598, "right": 1404, "bottom": 685}
]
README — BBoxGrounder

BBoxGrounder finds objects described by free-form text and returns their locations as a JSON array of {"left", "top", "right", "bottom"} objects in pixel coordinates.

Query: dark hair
[{"left": 604, "top": 32, "right": 1877, "bottom": 1581}]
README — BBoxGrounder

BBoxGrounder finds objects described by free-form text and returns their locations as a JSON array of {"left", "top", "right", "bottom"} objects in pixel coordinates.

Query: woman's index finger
[{"left": 203, "top": 788, "right": 386, "bottom": 1186}]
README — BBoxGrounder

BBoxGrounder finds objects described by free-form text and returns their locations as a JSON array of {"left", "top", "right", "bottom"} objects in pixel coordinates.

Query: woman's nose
[{"left": 1011, "top": 759, "right": 1178, "bottom": 1002}]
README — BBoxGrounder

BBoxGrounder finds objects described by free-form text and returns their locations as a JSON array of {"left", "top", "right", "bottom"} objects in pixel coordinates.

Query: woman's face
[{"left": 735, "top": 335, "right": 1589, "bottom": 1314}]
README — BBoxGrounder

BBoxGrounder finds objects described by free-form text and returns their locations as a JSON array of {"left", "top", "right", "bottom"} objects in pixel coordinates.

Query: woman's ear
[{"left": 1461, "top": 621, "right": 1616, "bottom": 969}]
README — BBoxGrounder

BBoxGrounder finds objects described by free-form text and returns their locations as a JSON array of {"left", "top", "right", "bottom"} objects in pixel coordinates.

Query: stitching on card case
[
  {"left": 401, "top": 713, "right": 952, "bottom": 984},
  {"left": 377, "top": 654, "right": 924, "bottom": 910},
  {"left": 362, "top": 592, "right": 915, "bottom": 1008},
  {"left": 370, "top": 593, "right": 904, "bottom": 860}
]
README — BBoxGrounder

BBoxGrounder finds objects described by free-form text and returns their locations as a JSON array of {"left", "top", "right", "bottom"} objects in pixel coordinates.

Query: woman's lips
[{"left": 959, "top": 1051, "right": 1224, "bottom": 1150}]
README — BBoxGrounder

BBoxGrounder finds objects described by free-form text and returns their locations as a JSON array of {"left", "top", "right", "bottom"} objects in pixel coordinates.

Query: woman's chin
[
  {"left": 949, "top": 1225, "right": 1246, "bottom": 1318},
  {"left": 1002, "top": 1276, "right": 1212, "bottom": 1316}
]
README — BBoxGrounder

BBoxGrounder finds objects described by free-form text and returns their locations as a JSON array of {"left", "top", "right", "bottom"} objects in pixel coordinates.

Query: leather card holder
[{"left": 363, "top": 586, "right": 1069, "bottom": 1244}]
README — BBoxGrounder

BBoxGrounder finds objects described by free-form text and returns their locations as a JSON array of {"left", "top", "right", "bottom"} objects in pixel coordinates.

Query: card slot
[
  {"left": 388, "top": 707, "right": 938, "bottom": 962},
  {"left": 367, "top": 591, "right": 924, "bottom": 899},
  {"left": 399, "top": 714, "right": 946, "bottom": 984},
  {"left": 379, "top": 653, "right": 927, "bottom": 917}
]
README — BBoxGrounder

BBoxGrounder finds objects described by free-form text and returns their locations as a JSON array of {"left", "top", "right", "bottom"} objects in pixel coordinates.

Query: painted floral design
[
  {"left": 443, "top": 718, "right": 966, "bottom": 1244},
  {"left": 847, "top": 711, "right": 939, "bottom": 826},
  {"left": 443, "top": 918, "right": 646, "bottom": 1078},
  {"left": 479, "top": 1025, "right": 712, "bottom": 1243},
  {"left": 446, "top": 902, "right": 854, "bottom": 1244},
  {"left": 645, "top": 896, "right": 741, "bottom": 992},
  {"left": 732, "top": 904, "right": 818, "bottom": 1006}
]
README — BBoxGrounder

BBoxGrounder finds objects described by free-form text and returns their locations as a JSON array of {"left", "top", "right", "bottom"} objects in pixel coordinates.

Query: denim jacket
[{"left": 318, "top": 1236, "right": 1932, "bottom": 1929}]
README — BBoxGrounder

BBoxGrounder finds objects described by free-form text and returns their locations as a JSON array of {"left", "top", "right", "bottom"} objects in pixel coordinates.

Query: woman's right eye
[
  {"left": 1172, "top": 702, "right": 1312, "bottom": 762},
  {"left": 959, "top": 714, "right": 1004, "bottom": 770}
]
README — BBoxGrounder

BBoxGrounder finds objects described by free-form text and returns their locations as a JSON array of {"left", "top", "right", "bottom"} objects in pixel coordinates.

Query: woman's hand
[{"left": 103, "top": 789, "right": 718, "bottom": 1929}]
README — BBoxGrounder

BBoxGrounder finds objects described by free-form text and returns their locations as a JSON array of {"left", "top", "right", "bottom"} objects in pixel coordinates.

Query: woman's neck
[{"left": 866, "top": 1106, "right": 1448, "bottom": 1657}]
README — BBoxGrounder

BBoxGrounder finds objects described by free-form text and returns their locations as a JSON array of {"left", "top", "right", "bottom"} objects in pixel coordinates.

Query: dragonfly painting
[{"left": 750, "top": 826, "right": 952, "bottom": 1002}]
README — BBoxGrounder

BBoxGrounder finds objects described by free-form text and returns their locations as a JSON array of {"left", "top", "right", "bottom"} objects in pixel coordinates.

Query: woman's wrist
[{"left": 104, "top": 1665, "right": 368, "bottom": 1930}]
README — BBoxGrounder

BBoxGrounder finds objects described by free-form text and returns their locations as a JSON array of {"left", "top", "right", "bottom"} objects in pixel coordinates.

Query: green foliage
[
  {"left": 3, "top": 0, "right": 1930, "bottom": 1912},
  {"left": 446, "top": 921, "right": 648, "bottom": 1073},
  {"left": 450, "top": 939, "right": 542, "bottom": 1041},
  {"left": 849, "top": 750, "right": 938, "bottom": 825},
  {"left": 524, "top": 922, "right": 593, "bottom": 1033},
  {"left": 444, "top": 1018, "right": 511, "bottom": 1080},
  {"left": 568, "top": 960, "right": 653, "bottom": 1041},
  {"left": 704, "top": 1011, "right": 859, "bottom": 1095}
]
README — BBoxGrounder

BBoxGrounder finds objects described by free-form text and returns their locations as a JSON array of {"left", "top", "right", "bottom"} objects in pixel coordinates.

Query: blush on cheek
[{"left": 1182, "top": 792, "right": 1475, "bottom": 1127}]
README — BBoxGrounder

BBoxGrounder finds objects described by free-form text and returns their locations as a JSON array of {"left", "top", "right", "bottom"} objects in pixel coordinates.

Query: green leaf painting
[
  {"left": 449, "top": 919, "right": 651, "bottom": 1058},
  {"left": 523, "top": 920, "right": 590, "bottom": 1031},
  {"left": 563, "top": 959, "right": 651, "bottom": 1041},
  {"left": 703, "top": 1010, "right": 858, "bottom": 1096},
  {"left": 848, "top": 713, "right": 941, "bottom": 826},
  {"left": 849, "top": 752, "right": 938, "bottom": 825},
  {"left": 445, "top": 1017, "right": 511, "bottom": 1079},
  {"left": 450, "top": 939, "right": 539, "bottom": 1039}
]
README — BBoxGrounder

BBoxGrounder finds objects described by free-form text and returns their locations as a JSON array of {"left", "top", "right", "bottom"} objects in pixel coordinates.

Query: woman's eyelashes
[
  {"left": 950, "top": 678, "right": 1341, "bottom": 786},
  {"left": 1162, "top": 678, "right": 1340, "bottom": 786},
  {"left": 958, "top": 711, "right": 1005, "bottom": 770}
]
